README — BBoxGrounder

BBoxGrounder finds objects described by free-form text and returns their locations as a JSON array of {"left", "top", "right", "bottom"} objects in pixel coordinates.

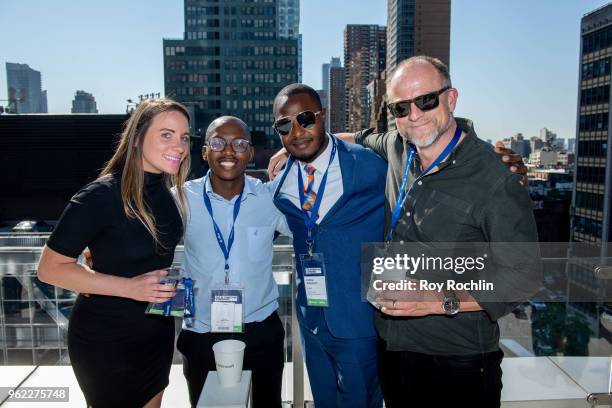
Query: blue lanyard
[
  {"left": 296, "top": 135, "right": 337, "bottom": 254},
  {"left": 202, "top": 173, "right": 243, "bottom": 284},
  {"left": 387, "top": 123, "right": 462, "bottom": 241}
]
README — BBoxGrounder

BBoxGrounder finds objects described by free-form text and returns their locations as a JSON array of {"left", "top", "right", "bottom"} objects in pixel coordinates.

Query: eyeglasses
[
  {"left": 387, "top": 86, "right": 451, "bottom": 118},
  {"left": 272, "top": 110, "right": 321, "bottom": 136},
  {"left": 207, "top": 137, "right": 251, "bottom": 153}
]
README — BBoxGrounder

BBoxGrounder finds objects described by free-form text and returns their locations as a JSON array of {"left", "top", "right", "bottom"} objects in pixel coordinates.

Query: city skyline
[{"left": 0, "top": 0, "right": 610, "bottom": 141}]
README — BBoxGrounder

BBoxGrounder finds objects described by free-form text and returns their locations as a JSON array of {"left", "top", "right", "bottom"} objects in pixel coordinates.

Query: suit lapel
[
  {"left": 273, "top": 155, "right": 302, "bottom": 219},
  {"left": 320, "top": 138, "right": 355, "bottom": 225}
]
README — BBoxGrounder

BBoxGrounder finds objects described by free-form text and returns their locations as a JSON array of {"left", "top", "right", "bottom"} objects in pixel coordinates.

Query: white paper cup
[{"left": 212, "top": 340, "right": 246, "bottom": 387}]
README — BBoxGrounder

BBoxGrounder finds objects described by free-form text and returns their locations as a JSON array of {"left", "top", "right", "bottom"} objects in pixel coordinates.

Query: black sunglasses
[
  {"left": 207, "top": 137, "right": 251, "bottom": 153},
  {"left": 272, "top": 110, "right": 321, "bottom": 136},
  {"left": 387, "top": 86, "right": 451, "bottom": 118}
]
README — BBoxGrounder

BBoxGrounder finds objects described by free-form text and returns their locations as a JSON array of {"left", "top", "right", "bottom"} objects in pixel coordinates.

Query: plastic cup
[{"left": 212, "top": 340, "right": 246, "bottom": 387}]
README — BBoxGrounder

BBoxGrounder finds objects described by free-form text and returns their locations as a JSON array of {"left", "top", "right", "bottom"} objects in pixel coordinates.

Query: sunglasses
[
  {"left": 387, "top": 86, "right": 451, "bottom": 118},
  {"left": 272, "top": 110, "right": 321, "bottom": 136},
  {"left": 207, "top": 137, "right": 251, "bottom": 153}
]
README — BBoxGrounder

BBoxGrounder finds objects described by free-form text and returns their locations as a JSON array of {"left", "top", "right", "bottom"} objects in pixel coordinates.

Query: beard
[{"left": 401, "top": 112, "right": 454, "bottom": 148}]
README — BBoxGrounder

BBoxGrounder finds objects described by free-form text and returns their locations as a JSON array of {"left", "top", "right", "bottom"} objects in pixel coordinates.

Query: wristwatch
[{"left": 442, "top": 289, "right": 460, "bottom": 316}]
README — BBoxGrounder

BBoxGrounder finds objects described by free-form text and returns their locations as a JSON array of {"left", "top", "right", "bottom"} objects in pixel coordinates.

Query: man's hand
[
  {"left": 495, "top": 141, "right": 528, "bottom": 187},
  {"left": 375, "top": 287, "right": 444, "bottom": 317},
  {"left": 267, "top": 148, "right": 289, "bottom": 180},
  {"left": 377, "top": 299, "right": 443, "bottom": 317}
]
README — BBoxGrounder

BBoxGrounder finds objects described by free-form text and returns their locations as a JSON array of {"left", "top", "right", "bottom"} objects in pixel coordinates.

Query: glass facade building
[
  {"left": 163, "top": 0, "right": 299, "bottom": 158},
  {"left": 572, "top": 4, "right": 612, "bottom": 246},
  {"left": 71, "top": 90, "right": 98, "bottom": 114},
  {"left": 5, "top": 62, "right": 48, "bottom": 114}
]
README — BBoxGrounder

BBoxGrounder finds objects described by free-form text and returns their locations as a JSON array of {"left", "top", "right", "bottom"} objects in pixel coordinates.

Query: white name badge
[
  {"left": 210, "top": 285, "right": 244, "bottom": 333},
  {"left": 299, "top": 252, "right": 329, "bottom": 307}
]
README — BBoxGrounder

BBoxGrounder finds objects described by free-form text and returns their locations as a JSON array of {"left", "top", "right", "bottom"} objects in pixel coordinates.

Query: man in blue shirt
[{"left": 177, "top": 116, "right": 291, "bottom": 408}]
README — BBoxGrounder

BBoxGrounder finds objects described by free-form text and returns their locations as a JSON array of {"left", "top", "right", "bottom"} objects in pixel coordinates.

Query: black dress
[{"left": 47, "top": 172, "right": 183, "bottom": 408}]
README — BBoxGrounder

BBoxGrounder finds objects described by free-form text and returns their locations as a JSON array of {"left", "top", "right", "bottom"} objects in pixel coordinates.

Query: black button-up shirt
[{"left": 356, "top": 117, "right": 541, "bottom": 354}]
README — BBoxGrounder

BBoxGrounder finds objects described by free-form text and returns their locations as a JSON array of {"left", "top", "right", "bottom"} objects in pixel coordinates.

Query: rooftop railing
[{"left": 0, "top": 235, "right": 610, "bottom": 407}]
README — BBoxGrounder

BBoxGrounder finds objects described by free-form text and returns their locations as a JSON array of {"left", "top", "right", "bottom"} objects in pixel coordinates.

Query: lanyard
[
  {"left": 387, "top": 123, "right": 462, "bottom": 242},
  {"left": 296, "top": 135, "right": 337, "bottom": 255},
  {"left": 202, "top": 173, "right": 243, "bottom": 284}
]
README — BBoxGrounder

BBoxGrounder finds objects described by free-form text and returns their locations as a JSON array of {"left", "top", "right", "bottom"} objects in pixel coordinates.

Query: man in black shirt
[{"left": 350, "top": 56, "right": 541, "bottom": 407}]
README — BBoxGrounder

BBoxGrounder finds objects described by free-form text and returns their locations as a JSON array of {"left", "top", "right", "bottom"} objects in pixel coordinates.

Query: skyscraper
[
  {"left": 344, "top": 24, "right": 386, "bottom": 132},
  {"left": 328, "top": 65, "right": 346, "bottom": 133},
  {"left": 321, "top": 56, "right": 341, "bottom": 129},
  {"left": 71, "top": 90, "right": 98, "bottom": 114},
  {"left": 5, "top": 62, "right": 48, "bottom": 114},
  {"left": 277, "top": 0, "right": 299, "bottom": 39},
  {"left": 163, "top": 0, "right": 299, "bottom": 153},
  {"left": 567, "top": 4, "right": 612, "bottom": 339},
  {"left": 322, "top": 57, "right": 341, "bottom": 96},
  {"left": 386, "top": 0, "right": 451, "bottom": 76},
  {"left": 385, "top": 0, "right": 450, "bottom": 131},
  {"left": 572, "top": 4, "right": 612, "bottom": 246}
]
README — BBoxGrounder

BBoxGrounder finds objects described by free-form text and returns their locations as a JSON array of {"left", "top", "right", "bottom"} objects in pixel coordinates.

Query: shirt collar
[
  {"left": 203, "top": 170, "right": 257, "bottom": 202},
  {"left": 298, "top": 133, "right": 334, "bottom": 174}
]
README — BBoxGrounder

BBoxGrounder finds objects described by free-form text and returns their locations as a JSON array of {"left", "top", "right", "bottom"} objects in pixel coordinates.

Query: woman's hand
[{"left": 123, "top": 270, "right": 176, "bottom": 303}]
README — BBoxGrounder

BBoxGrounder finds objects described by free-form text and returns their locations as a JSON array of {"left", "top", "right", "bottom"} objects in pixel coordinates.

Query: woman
[{"left": 37, "top": 99, "right": 191, "bottom": 408}]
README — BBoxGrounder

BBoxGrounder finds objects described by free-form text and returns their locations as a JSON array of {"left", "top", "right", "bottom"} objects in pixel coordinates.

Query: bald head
[
  {"left": 206, "top": 116, "right": 251, "bottom": 142},
  {"left": 388, "top": 56, "right": 451, "bottom": 101}
]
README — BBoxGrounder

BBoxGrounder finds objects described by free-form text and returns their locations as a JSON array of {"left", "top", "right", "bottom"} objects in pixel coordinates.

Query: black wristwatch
[{"left": 442, "top": 289, "right": 460, "bottom": 316}]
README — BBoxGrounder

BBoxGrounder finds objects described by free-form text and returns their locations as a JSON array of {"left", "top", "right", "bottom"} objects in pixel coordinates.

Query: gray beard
[{"left": 404, "top": 113, "right": 454, "bottom": 148}]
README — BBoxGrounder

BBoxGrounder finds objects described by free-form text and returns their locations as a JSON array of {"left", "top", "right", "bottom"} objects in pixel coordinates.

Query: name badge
[
  {"left": 299, "top": 252, "right": 329, "bottom": 307},
  {"left": 210, "top": 284, "right": 244, "bottom": 333}
]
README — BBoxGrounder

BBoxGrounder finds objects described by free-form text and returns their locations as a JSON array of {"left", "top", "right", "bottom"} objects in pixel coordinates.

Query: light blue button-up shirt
[{"left": 182, "top": 173, "right": 292, "bottom": 333}]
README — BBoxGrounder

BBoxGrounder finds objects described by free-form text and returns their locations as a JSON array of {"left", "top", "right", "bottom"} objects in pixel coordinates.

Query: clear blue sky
[{"left": 0, "top": 0, "right": 610, "bottom": 141}]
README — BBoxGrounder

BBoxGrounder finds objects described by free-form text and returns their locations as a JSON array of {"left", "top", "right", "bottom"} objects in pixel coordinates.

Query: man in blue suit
[{"left": 270, "top": 83, "right": 386, "bottom": 407}]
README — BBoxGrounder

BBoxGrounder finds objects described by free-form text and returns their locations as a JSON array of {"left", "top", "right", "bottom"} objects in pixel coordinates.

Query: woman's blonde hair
[{"left": 99, "top": 98, "right": 191, "bottom": 245}]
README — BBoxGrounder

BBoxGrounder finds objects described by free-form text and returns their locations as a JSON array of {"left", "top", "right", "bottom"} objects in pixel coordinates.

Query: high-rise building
[
  {"left": 328, "top": 66, "right": 346, "bottom": 133},
  {"left": 572, "top": 4, "right": 612, "bottom": 246},
  {"left": 567, "top": 5, "right": 612, "bottom": 339},
  {"left": 277, "top": 0, "right": 299, "bottom": 39},
  {"left": 5, "top": 62, "right": 48, "bottom": 114},
  {"left": 71, "top": 90, "right": 98, "bottom": 114},
  {"left": 530, "top": 136, "right": 545, "bottom": 153},
  {"left": 386, "top": 0, "right": 451, "bottom": 76},
  {"left": 502, "top": 133, "right": 531, "bottom": 159},
  {"left": 322, "top": 57, "right": 341, "bottom": 95},
  {"left": 297, "top": 33, "right": 303, "bottom": 83},
  {"left": 317, "top": 89, "right": 327, "bottom": 118},
  {"left": 163, "top": 0, "right": 299, "bottom": 162},
  {"left": 344, "top": 24, "right": 386, "bottom": 132},
  {"left": 540, "top": 127, "right": 565, "bottom": 151},
  {"left": 367, "top": 71, "right": 388, "bottom": 132},
  {"left": 568, "top": 138, "right": 576, "bottom": 153},
  {"left": 385, "top": 0, "right": 450, "bottom": 130}
]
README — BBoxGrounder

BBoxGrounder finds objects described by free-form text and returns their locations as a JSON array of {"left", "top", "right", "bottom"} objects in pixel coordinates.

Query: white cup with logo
[{"left": 212, "top": 340, "right": 246, "bottom": 387}]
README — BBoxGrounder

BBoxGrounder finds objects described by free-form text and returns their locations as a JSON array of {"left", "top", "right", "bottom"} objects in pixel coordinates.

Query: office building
[
  {"left": 386, "top": 0, "right": 450, "bottom": 130},
  {"left": 386, "top": 0, "right": 451, "bottom": 76},
  {"left": 5, "top": 63, "right": 48, "bottom": 114},
  {"left": 568, "top": 138, "right": 576, "bottom": 153},
  {"left": 71, "top": 91, "right": 98, "bottom": 114},
  {"left": 572, "top": 4, "right": 612, "bottom": 245},
  {"left": 344, "top": 24, "right": 386, "bottom": 132},
  {"left": 568, "top": 4, "right": 612, "bottom": 341},
  {"left": 163, "top": 0, "right": 300, "bottom": 163},
  {"left": 328, "top": 66, "right": 346, "bottom": 133}
]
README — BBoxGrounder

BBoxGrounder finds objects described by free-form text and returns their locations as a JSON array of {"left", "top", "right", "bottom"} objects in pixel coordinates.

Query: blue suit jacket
[{"left": 274, "top": 136, "right": 387, "bottom": 339}]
